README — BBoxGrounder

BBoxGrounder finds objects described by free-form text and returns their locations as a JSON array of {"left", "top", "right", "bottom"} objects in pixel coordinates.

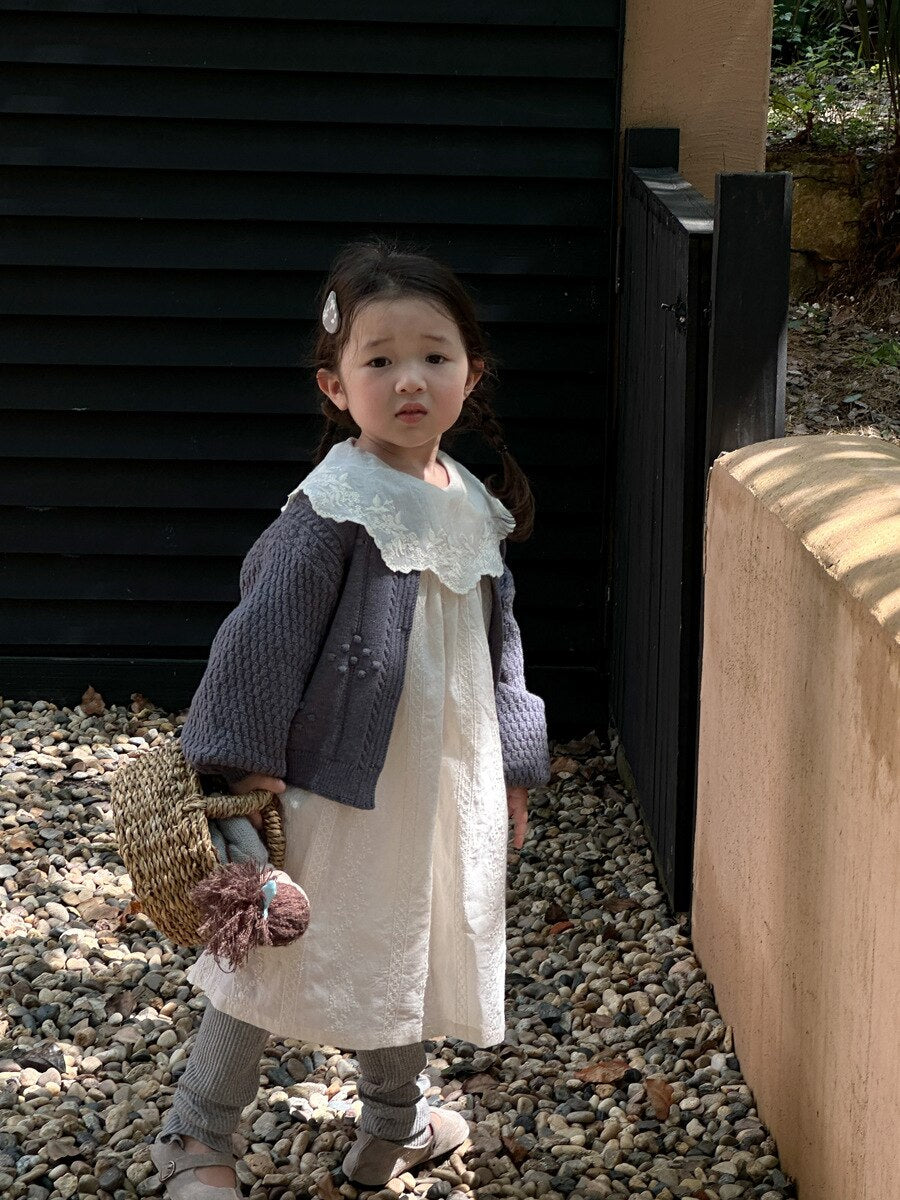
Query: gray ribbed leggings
[{"left": 158, "top": 1002, "right": 432, "bottom": 1153}]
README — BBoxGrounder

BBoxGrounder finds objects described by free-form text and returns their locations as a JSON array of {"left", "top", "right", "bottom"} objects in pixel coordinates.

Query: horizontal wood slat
[
  {"left": 0, "top": 554, "right": 601, "bottom": 605},
  {"left": 0, "top": 116, "right": 610, "bottom": 178},
  {"left": 0, "top": 169, "right": 605, "bottom": 224},
  {"left": 0, "top": 601, "right": 597, "bottom": 660},
  {"left": 0, "top": 460, "right": 600, "bottom": 512},
  {"left": 0, "top": 219, "right": 609, "bottom": 275},
  {"left": 0, "top": 367, "right": 597, "bottom": 418},
  {"left": 0, "top": 2, "right": 619, "bottom": 28},
  {"left": 1, "top": 65, "right": 613, "bottom": 129},
  {"left": 0, "top": 414, "right": 601, "bottom": 464},
  {"left": 2, "top": 15, "right": 616, "bottom": 77},
  {"left": 2, "top": 318, "right": 602, "bottom": 371},
  {"left": 0, "top": 269, "right": 603, "bottom": 323},
  {"left": 3, "top": 508, "right": 593, "bottom": 559}
]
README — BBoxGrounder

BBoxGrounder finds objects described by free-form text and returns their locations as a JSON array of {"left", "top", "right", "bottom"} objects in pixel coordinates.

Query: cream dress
[{"left": 187, "top": 437, "right": 517, "bottom": 1051}]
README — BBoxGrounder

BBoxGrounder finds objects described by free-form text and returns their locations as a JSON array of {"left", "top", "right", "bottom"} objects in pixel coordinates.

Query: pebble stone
[{"left": 0, "top": 699, "right": 798, "bottom": 1199}]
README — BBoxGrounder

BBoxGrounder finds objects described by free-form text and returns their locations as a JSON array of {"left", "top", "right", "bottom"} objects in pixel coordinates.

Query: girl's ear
[
  {"left": 317, "top": 367, "right": 347, "bottom": 410},
  {"left": 465, "top": 356, "right": 485, "bottom": 397}
]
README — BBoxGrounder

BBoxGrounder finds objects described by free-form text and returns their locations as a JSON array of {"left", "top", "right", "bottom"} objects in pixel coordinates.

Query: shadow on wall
[{"left": 726, "top": 435, "right": 900, "bottom": 629}]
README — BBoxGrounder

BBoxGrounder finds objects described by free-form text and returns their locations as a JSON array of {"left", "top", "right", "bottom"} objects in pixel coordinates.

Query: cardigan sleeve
[
  {"left": 179, "top": 526, "right": 340, "bottom": 785},
  {"left": 495, "top": 558, "right": 552, "bottom": 790}
]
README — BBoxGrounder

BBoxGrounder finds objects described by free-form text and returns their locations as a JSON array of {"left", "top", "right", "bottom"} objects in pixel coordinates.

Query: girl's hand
[
  {"left": 507, "top": 786, "right": 529, "bottom": 850},
  {"left": 229, "top": 774, "right": 285, "bottom": 831}
]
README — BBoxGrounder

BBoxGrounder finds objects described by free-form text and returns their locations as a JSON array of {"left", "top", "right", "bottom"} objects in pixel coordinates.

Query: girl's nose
[{"left": 395, "top": 371, "right": 426, "bottom": 394}]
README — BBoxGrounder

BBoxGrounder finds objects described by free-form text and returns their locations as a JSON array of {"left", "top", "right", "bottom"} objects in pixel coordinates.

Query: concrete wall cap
[{"left": 712, "top": 433, "right": 900, "bottom": 642}]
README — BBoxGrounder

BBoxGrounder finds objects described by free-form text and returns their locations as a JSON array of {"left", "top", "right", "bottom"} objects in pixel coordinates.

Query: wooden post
[{"left": 705, "top": 173, "right": 792, "bottom": 464}]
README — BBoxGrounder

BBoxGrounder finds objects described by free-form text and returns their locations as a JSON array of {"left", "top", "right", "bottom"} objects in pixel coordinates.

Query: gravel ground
[{"left": 0, "top": 698, "right": 797, "bottom": 1200}]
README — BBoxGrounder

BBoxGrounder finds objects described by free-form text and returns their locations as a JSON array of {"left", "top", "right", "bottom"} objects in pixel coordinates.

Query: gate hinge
[{"left": 660, "top": 297, "right": 688, "bottom": 326}]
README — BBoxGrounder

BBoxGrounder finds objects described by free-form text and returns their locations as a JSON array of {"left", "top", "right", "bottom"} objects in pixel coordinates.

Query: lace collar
[{"left": 282, "top": 436, "right": 516, "bottom": 594}]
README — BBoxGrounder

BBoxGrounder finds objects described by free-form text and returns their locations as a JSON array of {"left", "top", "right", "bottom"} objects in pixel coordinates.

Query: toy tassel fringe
[{"left": 190, "top": 860, "right": 310, "bottom": 972}]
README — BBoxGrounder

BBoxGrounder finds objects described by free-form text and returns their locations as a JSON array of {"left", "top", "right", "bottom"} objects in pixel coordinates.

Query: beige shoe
[
  {"left": 150, "top": 1136, "right": 241, "bottom": 1199},
  {"left": 342, "top": 1106, "right": 471, "bottom": 1187}
]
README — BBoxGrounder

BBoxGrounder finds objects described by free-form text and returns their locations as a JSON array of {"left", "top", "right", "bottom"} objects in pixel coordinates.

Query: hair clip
[{"left": 322, "top": 290, "right": 340, "bottom": 334}]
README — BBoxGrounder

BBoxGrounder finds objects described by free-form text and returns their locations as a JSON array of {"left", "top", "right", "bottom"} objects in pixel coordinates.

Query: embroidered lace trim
[{"left": 282, "top": 437, "right": 516, "bottom": 595}]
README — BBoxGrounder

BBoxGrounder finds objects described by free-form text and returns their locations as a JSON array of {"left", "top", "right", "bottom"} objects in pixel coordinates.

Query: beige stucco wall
[
  {"left": 692, "top": 433, "right": 900, "bottom": 1200},
  {"left": 620, "top": 0, "right": 774, "bottom": 200}
]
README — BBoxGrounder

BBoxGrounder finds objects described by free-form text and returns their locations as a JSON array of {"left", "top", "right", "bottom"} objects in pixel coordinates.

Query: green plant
[
  {"left": 769, "top": 34, "right": 876, "bottom": 143},
  {"left": 774, "top": 0, "right": 899, "bottom": 144},
  {"left": 828, "top": 0, "right": 900, "bottom": 144},
  {"left": 773, "top": 0, "right": 842, "bottom": 61},
  {"left": 850, "top": 334, "right": 900, "bottom": 366}
]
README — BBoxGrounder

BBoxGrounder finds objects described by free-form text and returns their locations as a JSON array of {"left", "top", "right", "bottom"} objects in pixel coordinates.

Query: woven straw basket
[{"left": 109, "top": 740, "right": 286, "bottom": 947}]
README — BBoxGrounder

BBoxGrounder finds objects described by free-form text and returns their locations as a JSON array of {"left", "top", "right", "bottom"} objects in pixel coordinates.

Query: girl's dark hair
[{"left": 310, "top": 239, "right": 535, "bottom": 541}]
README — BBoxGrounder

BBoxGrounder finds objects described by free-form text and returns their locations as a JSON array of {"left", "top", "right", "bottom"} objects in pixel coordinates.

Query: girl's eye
[{"left": 365, "top": 354, "right": 446, "bottom": 367}]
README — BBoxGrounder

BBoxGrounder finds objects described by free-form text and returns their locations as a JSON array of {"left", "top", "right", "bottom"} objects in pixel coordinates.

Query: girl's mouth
[{"left": 397, "top": 410, "right": 426, "bottom": 423}]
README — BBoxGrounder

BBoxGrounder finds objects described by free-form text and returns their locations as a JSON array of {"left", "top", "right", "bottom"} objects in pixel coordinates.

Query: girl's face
[{"left": 316, "top": 296, "right": 482, "bottom": 468}]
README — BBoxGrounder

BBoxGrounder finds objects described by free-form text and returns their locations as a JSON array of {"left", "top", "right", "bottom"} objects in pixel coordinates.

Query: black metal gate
[
  {"left": 608, "top": 128, "right": 790, "bottom": 910},
  {"left": 0, "top": 1, "right": 625, "bottom": 728}
]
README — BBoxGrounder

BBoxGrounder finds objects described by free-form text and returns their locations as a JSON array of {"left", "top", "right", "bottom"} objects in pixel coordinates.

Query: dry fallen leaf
[
  {"left": 107, "top": 990, "right": 136, "bottom": 1019},
  {"left": 111, "top": 1025, "right": 143, "bottom": 1045},
  {"left": 6, "top": 831, "right": 34, "bottom": 851},
  {"left": 574, "top": 1059, "right": 630, "bottom": 1085},
  {"left": 315, "top": 1172, "right": 342, "bottom": 1200},
  {"left": 117, "top": 898, "right": 143, "bottom": 928},
  {"left": 645, "top": 1076, "right": 674, "bottom": 1120},
  {"left": 589, "top": 1012, "right": 615, "bottom": 1031},
  {"left": 77, "top": 898, "right": 122, "bottom": 924},
  {"left": 500, "top": 1132, "right": 529, "bottom": 1169},
  {"left": 12, "top": 979, "right": 31, "bottom": 1003},
  {"left": 548, "top": 920, "right": 575, "bottom": 936},
  {"left": 80, "top": 686, "right": 105, "bottom": 715},
  {"left": 461, "top": 1073, "right": 496, "bottom": 1095},
  {"left": 604, "top": 897, "right": 639, "bottom": 913},
  {"left": 550, "top": 755, "right": 581, "bottom": 777},
  {"left": 545, "top": 900, "right": 568, "bottom": 923}
]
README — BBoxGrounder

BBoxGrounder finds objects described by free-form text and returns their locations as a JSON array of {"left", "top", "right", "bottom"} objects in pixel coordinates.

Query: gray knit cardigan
[{"left": 180, "top": 488, "right": 551, "bottom": 810}]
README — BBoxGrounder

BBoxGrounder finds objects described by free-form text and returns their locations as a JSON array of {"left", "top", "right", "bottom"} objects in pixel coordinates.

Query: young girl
[{"left": 150, "top": 241, "right": 551, "bottom": 1197}]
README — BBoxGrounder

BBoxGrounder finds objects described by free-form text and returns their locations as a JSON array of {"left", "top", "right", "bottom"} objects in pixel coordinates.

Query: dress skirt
[{"left": 186, "top": 568, "right": 509, "bottom": 1051}]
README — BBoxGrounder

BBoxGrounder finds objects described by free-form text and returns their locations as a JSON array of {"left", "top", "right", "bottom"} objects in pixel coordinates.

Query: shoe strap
[{"left": 158, "top": 1150, "right": 236, "bottom": 1182}]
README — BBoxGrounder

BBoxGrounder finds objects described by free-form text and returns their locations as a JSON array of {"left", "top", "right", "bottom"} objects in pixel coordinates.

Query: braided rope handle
[{"left": 202, "top": 788, "right": 286, "bottom": 869}]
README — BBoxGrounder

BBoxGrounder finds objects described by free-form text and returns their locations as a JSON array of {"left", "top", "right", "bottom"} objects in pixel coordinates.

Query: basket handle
[
  {"left": 203, "top": 788, "right": 274, "bottom": 819},
  {"left": 202, "top": 788, "right": 286, "bottom": 870}
]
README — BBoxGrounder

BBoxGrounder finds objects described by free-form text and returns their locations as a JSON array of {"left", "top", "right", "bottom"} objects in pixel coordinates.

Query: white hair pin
[{"left": 322, "top": 290, "right": 340, "bottom": 334}]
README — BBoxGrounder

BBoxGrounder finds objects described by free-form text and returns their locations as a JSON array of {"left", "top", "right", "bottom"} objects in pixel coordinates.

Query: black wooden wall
[{"left": 1, "top": 1, "right": 624, "bottom": 732}]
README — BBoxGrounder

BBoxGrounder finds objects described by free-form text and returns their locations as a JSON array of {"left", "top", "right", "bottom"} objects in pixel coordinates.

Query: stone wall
[{"left": 766, "top": 147, "right": 885, "bottom": 297}]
